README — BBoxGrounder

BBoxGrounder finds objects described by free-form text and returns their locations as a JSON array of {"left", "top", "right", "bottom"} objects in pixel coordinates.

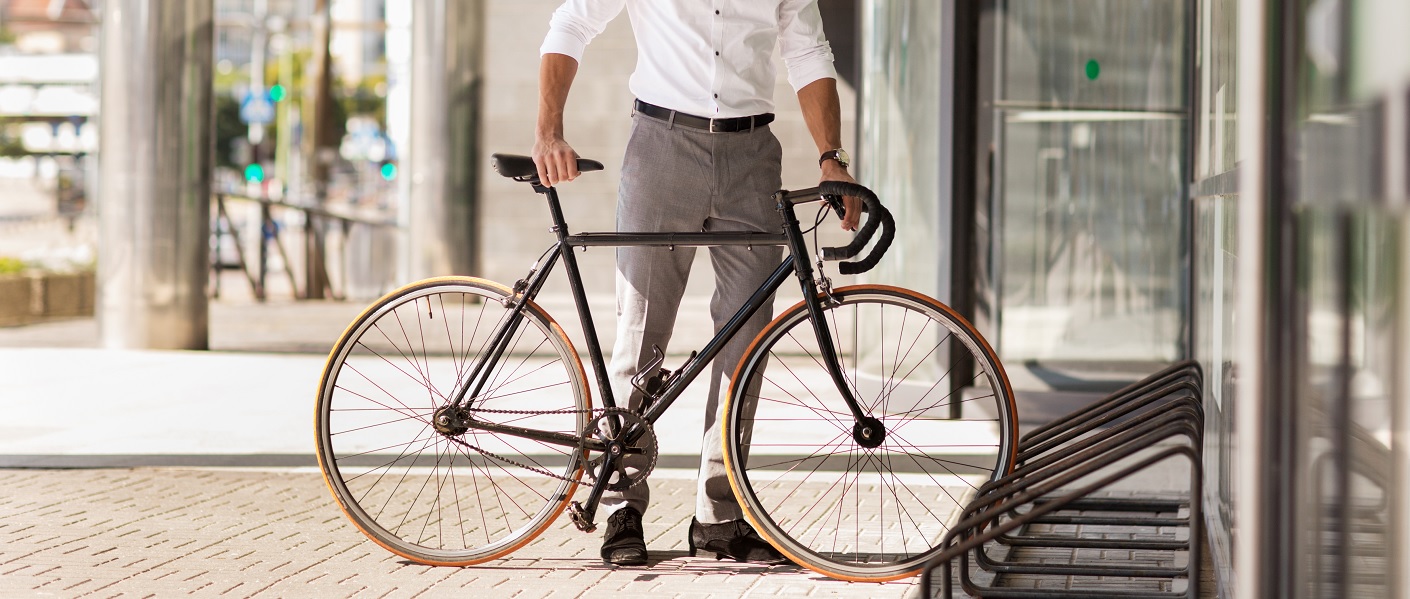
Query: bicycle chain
[{"left": 441, "top": 406, "right": 654, "bottom": 486}]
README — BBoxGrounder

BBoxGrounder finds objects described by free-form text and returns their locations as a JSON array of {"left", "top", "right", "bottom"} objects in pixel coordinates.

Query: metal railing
[{"left": 211, "top": 192, "right": 397, "bottom": 301}]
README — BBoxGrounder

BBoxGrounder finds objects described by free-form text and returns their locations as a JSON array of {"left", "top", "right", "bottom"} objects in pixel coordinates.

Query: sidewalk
[
  {"left": 0, "top": 344, "right": 936, "bottom": 598},
  {"left": 0, "top": 468, "right": 920, "bottom": 598},
  {"left": 0, "top": 300, "right": 1207, "bottom": 597}
]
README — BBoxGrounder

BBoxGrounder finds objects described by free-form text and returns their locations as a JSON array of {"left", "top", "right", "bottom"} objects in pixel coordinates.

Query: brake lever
[{"left": 822, "top": 193, "right": 847, "bottom": 220}]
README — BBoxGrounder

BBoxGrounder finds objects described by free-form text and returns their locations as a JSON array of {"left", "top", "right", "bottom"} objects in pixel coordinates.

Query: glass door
[{"left": 978, "top": 0, "right": 1192, "bottom": 391}]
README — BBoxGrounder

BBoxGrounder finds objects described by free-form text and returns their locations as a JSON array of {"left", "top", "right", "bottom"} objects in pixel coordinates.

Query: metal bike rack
[{"left": 921, "top": 360, "right": 1205, "bottom": 598}]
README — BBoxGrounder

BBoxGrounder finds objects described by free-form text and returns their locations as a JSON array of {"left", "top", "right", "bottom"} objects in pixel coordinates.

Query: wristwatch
[{"left": 819, "top": 148, "right": 850, "bottom": 169}]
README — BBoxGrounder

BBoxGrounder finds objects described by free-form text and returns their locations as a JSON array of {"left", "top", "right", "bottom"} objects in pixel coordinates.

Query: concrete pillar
[
  {"left": 97, "top": 0, "right": 214, "bottom": 349},
  {"left": 407, "top": 0, "right": 484, "bottom": 281}
]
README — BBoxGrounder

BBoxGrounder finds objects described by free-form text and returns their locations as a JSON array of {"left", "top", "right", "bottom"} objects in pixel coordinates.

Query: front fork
[{"left": 778, "top": 196, "right": 885, "bottom": 448}]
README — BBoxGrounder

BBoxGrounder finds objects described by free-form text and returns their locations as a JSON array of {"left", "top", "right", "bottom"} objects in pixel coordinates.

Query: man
[{"left": 532, "top": 0, "right": 859, "bottom": 566}]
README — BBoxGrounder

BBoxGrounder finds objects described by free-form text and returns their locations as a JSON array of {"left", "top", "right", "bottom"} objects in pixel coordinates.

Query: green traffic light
[
  {"left": 1085, "top": 59, "right": 1100, "bottom": 81},
  {"left": 380, "top": 163, "right": 397, "bottom": 181},
  {"left": 244, "top": 163, "right": 265, "bottom": 183},
  {"left": 269, "top": 84, "right": 286, "bottom": 102}
]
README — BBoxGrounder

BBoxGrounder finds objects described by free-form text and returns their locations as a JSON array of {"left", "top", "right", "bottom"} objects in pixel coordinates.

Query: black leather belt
[{"left": 633, "top": 99, "right": 774, "bottom": 133}]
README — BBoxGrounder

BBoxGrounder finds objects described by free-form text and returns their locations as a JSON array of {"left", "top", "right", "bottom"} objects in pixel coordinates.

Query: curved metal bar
[{"left": 922, "top": 445, "right": 1201, "bottom": 599}]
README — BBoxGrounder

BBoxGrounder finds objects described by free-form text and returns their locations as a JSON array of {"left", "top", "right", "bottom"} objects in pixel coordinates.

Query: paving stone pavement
[{"left": 0, "top": 468, "right": 931, "bottom": 599}]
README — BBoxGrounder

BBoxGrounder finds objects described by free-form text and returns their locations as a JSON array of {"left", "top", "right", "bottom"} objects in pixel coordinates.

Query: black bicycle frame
[{"left": 449, "top": 185, "right": 865, "bottom": 446}]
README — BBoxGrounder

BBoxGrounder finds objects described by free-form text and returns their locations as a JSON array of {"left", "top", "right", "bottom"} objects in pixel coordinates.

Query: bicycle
[{"left": 315, "top": 152, "right": 1018, "bottom": 582}]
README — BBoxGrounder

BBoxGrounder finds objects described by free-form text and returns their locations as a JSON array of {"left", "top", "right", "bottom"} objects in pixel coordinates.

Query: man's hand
[
  {"left": 821, "top": 160, "right": 862, "bottom": 231},
  {"left": 533, "top": 136, "right": 580, "bottom": 187}
]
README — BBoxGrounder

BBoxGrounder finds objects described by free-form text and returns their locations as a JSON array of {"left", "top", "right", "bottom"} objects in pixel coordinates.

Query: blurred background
[{"left": 0, "top": 0, "right": 858, "bottom": 353}]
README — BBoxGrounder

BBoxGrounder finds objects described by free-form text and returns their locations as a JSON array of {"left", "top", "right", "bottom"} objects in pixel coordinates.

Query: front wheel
[
  {"left": 315, "top": 277, "right": 591, "bottom": 566},
  {"left": 721, "top": 285, "right": 1017, "bottom": 582}
]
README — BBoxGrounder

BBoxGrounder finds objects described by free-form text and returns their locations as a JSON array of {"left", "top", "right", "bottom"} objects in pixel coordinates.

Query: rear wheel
[
  {"left": 315, "top": 277, "right": 591, "bottom": 565},
  {"left": 722, "top": 285, "right": 1016, "bottom": 581}
]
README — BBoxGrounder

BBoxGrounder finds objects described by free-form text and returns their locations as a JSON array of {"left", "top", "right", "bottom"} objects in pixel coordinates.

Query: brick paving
[
  {"left": 0, "top": 466, "right": 1215, "bottom": 598},
  {"left": 0, "top": 468, "right": 926, "bottom": 598},
  {"left": 984, "top": 496, "right": 1213, "bottom": 597}
]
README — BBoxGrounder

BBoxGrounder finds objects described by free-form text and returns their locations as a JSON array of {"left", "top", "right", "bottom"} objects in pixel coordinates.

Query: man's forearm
[
  {"left": 537, "top": 53, "right": 579, "bottom": 141},
  {"left": 534, "top": 53, "right": 581, "bottom": 186},
  {"left": 797, "top": 77, "right": 860, "bottom": 230},
  {"left": 796, "top": 78, "right": 843, "bottom": 154}
]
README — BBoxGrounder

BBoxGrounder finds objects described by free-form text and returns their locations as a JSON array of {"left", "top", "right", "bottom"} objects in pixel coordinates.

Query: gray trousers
[{"left": 599, "top": 110, "right": 784, "bottom": 524}]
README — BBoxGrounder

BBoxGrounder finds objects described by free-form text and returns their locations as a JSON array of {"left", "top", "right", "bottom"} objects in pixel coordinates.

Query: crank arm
[{"left": 568, "top": 449, "right": 620, "bottom": 533}]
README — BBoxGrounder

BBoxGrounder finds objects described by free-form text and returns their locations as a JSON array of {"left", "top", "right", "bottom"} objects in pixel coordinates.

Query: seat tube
[
  {"left": 544, "top": 186, "right": 618, "bottom": 408},
  {"left": 777, "top": 196, "right": 868, "bottom": 423}
]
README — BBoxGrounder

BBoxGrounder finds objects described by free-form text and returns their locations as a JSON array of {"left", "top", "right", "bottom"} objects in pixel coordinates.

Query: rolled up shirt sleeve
[
  {"left": 540, "top": 0, "right": 627, "bottom": 62},
  {"left": 777, "top": 0, "right": 837, "bottom": 91}
]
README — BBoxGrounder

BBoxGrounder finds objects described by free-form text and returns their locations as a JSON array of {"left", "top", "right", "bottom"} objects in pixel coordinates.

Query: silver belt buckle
[{"left": 708, "top": 118, "right": 720, "bottom": 133}]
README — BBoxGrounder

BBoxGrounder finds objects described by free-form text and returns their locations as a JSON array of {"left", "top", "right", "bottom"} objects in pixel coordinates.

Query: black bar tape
[{"left": 817, "top": 181, "right": 895, "bottom": 275}]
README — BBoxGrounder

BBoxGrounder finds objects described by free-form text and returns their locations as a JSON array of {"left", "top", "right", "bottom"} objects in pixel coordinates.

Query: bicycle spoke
[
  {"left": 344, "top": 426, "right": 436, "bottom": 489},
  {"left": 332, "top": 383, "right": 432, "bottom": 424},
  {"left": 389, "top": 309, "right": 439, "bottom": 400},
  {"left": 332, "top": 411, "right": 433, "bottom": 437},
  {"left": 891, "top": 369, "right": 987, "bottom": 431},
  {"left": 354, "top": 339, "right": 451, "bottom": 404}
]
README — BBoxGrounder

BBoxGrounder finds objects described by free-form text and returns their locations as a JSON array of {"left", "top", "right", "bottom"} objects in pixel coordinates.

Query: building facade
[{"left": 853, "top": 1, "right": 1410, "bottom": 597}]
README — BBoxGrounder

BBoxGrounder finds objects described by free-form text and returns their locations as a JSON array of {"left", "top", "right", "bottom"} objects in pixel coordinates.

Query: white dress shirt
[{"left": 540, "top": 0, "right": 837, "bottom": 118}]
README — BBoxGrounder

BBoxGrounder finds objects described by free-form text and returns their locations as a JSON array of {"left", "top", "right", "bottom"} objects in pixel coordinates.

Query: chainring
[{"left": 583, "top": 408, "right": 658, "bottom": 491}]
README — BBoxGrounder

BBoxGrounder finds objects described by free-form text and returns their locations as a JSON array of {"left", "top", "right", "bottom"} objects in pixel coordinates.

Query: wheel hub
[
  {"left": 432, "top": 405, "right": 472, "bottom": 436},
  {"left": 853, "top": 415, "right": 886, "bottom": 449}
]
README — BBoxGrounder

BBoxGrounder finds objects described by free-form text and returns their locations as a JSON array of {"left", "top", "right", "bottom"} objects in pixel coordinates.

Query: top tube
[
  {"left": 556, "top": 187, "right": 831, "bottom": 249},
  {"left": 563, "top": 231, "right": 789, "bottom": 248}
]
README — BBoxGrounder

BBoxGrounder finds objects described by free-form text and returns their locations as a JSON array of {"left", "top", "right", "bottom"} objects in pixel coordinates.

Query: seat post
[{"left": 537, "top": 184, "right": 573, "bottom": 241}]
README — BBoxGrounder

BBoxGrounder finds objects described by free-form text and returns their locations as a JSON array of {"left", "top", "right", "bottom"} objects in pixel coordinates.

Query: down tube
[{"left": 638, "top": 259, "right": 797, "bottom": 425}]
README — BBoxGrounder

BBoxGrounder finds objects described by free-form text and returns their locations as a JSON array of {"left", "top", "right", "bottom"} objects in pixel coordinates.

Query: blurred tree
[
  {"left": 0, "top": 125, "right": 26, "bottom": 158},
  {"left": 214, "top": 94, "right": 244, "bottom": 168},
  {"left": 339, "top": 73, "right": 388, "bottom": 128}
]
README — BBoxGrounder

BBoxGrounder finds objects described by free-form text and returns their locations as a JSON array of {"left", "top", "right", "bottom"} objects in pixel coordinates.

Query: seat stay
[{"left": 450, "top": 243, "right": 565, "bottom": 409}]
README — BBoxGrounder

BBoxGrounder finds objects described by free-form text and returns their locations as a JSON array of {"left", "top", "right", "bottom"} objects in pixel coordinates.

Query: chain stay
[{"left": 442, "top": 406, "right": 620, "bottom": 485}]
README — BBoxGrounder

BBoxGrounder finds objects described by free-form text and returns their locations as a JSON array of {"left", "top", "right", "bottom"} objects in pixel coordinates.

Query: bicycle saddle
[{"left": 492, "top": 153, "right": 604, "bottom": 181}]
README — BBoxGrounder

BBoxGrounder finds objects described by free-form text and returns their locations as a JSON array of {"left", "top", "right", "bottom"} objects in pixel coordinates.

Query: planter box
[
  {"left": 0, "top": 271, "right": 96, "bottom": 326},
  {"left": 0, "top": 275, "right": 36, "bottom": 326},
  {"left": 38, "top": 271, "right": 95, "bottom": 318}
]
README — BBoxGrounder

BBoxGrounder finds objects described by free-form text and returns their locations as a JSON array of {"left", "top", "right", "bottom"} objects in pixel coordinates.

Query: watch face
[{"left": 822, "top": 149, "right": 850, "bottom": 168}]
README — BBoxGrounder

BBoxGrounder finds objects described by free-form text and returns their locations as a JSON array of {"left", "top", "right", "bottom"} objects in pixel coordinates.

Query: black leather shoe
[
  {"left": 600, "top": 507, "right": 648, "bottom": 565},
  {"left": 688, "top": 517, "right": 790, "bottom": 564}
]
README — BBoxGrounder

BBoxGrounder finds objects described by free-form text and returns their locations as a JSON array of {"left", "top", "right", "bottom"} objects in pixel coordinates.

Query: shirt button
[
  {"left": 713, "top": 94, "right": 719, "bottom": 98},
  {"left": 715, "top": 51, "right": 720, "bottom": 56},
  {"left": 715, "top": 10, "right": 720, "bottom": 15}
]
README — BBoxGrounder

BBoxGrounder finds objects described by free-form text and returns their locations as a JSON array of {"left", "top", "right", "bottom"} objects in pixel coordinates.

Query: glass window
[
  {"left": 1194, "top": 0, "right": 1238, "bottom": 180},
  {"left": 858, "top": 0, "right": 944, "bottom": 298},
  {"left": 984, "top": 0, "right": 1190, "bottom": 381}
]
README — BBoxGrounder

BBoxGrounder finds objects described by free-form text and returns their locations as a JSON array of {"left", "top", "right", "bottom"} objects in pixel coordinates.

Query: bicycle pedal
[{"left": 568, "top": 501, "right": 597, "bottom": 533}]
